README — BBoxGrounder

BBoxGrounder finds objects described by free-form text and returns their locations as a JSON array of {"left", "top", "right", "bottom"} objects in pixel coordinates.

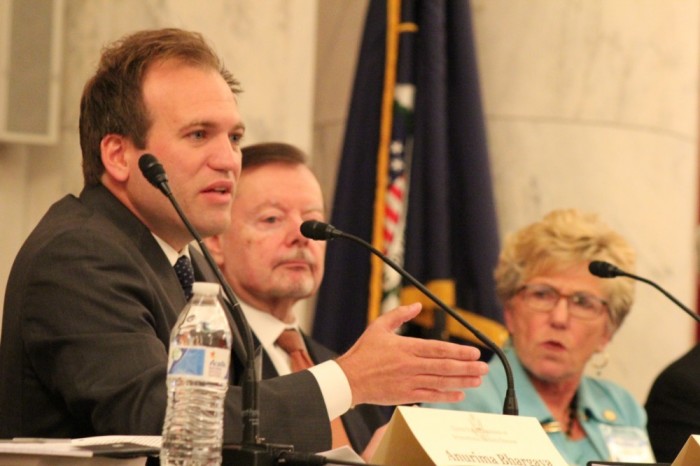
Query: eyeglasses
[{"left": 516, "top": 284, "right": 609, "bottom": 321}]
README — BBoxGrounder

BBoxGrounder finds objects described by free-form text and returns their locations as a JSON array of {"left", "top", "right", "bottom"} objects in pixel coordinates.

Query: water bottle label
[{"left": 167, "top": 346, "right": 230, "bottom": 381}]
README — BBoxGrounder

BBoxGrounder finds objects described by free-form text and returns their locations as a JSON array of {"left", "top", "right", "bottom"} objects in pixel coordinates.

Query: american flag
[{"left": 313, "top": 0, "right": 504, "bottom": 355}]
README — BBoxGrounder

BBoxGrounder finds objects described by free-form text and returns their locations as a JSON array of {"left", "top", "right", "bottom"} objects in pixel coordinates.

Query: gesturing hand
[{"left": 336, "top": 302, "right": 489, "bottom": 407}]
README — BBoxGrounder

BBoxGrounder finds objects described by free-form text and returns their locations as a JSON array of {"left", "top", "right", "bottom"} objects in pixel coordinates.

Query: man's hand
[{"left": 336, "top": 303, "right": 488, "bottom": 406}]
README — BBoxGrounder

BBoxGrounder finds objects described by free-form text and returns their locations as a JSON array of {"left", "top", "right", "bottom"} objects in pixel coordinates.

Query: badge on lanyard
[{"left": 599, "top": 424, "right": 655, "bottom": 462}]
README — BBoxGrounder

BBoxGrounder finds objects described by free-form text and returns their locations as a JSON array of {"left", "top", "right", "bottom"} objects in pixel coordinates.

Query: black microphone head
[
  {"left": 300, "top": 220, "right": 339, "bottom": 240},
  {"left": 138, "top": 153, "right": 169, "bottom": 192},
  {"left": 589, "top": 260, "right": 623, "bottom": 278}
]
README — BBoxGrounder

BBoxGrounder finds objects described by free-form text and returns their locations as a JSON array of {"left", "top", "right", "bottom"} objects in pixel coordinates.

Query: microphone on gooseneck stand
[
  {"left": 139, "top": 154, "right": 294, "bottom": 465},
  {"left": 588, "top": 260, "right": 700, "bottom": 323},
  {"left": 300, "top": 220, "right": 519, "bottom": 416}
]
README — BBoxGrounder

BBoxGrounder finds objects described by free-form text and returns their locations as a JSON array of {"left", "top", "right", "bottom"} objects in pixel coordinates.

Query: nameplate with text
[{"left": 371, "top": 406, "right": 568, "bottom": 466}]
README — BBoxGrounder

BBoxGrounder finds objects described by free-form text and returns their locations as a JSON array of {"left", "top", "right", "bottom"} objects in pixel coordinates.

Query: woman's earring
[{"left": 591, "top": 351, "right": 609, "bottom": 377}]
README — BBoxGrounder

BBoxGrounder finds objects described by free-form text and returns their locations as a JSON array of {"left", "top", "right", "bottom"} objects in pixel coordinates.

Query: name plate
[
  {"left": 371, "top": 406, "right": 569, "bottom": 466},
  {"left": 672, "top": 435, "right": 700, "bottom": 466}
]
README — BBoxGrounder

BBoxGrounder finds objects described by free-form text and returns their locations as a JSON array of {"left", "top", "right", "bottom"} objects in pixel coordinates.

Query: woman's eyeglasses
[{"left": 516, "top": 284, "right": 609, "bottom": 320}]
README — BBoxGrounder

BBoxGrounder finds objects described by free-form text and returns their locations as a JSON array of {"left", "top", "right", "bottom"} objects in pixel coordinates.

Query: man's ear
[
  {"left": 100, "top": 134, "right": 130, "bottom": 182},
  {"left": 203, "top": 235, "right": 225, "bottom": 268}
]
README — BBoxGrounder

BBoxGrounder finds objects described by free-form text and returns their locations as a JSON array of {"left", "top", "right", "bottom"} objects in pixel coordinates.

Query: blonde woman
[{"left": 425, "top": 209, "right": 654, "bottom": 466}]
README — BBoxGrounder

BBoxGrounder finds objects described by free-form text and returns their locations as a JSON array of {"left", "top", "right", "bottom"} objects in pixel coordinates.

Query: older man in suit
[{"left": 205, "top": 142, "right": 388, "bottom": 458}]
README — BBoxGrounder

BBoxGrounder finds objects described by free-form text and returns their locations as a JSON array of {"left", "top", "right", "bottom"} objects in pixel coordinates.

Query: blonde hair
[{"left": 494, "top": 209, "right": 636, "bottom": 329}]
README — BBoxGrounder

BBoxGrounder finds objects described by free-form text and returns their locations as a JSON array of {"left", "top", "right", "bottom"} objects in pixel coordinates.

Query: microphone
[
  {"left": 588, "top": 260, "right": 624, "bottom": 278},
  {"left": 301, "top": 220, "right": 518, "bottom": 416},
  {"left": 139, "top": 154, "right": 286, "bottom": 464},
  {"left": 589, "top": 260, "right": 700, "bottom": 323},
  {"left": 138, "top": 154, "right": 171, "bottom": 196}
]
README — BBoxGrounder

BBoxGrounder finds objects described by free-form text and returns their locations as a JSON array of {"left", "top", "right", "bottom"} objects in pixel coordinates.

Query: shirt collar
[
  {"left": 152, "top": 234, "right": 191, "bottom": 266},
  {"left": 237, "top": 299, "right": 300, "bottom": 348}
]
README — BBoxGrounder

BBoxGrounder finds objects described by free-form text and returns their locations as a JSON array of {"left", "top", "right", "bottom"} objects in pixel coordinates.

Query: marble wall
[{"left": 0, "top": 0, "right": 698, "bottom": 404}]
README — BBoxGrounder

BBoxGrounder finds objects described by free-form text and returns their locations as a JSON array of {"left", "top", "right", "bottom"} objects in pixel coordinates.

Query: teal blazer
[{"left": 424, "top": 346, "right": 652, "bottom": 466}]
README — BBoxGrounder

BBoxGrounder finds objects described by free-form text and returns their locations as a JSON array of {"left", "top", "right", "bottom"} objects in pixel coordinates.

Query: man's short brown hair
[{"left": 79, "top": 28, "right": 241, "bottom": 186}]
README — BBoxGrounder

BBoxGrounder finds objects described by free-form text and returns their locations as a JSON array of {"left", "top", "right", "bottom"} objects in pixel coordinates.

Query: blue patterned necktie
[{"left": 173, "top": 255, "right": 195, "bottom": 301}]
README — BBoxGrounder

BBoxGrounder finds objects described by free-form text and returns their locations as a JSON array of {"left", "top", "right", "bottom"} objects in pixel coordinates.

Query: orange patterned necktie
[{"left": 276, "top": 328, "right": 351, "bottom": 449}]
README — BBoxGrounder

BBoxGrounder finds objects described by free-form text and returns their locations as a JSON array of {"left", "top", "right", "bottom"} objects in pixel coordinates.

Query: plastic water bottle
[{"left": 161, "top": 282, "right": 232, "bottom": 466}]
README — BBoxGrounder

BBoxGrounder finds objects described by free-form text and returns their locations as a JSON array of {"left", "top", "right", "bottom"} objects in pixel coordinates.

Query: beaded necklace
[{"left": 540, "top": 392, "right": 579, "bottom": 437}]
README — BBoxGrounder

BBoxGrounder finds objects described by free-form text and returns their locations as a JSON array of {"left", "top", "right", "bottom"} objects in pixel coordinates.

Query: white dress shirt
[{"left": 238, "top": 300, "right": 352, "bottom": 421}]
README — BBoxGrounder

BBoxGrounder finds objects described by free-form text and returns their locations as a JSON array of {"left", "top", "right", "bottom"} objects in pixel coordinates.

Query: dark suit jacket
[
  {"left": 258, "top": 331, "right": 387, "bottom": 453},
  {"left": 0, "top": 185, "right": 330, "bottom": 452},
  {"left": 645, "top": 343, "right": 700, "bottom": 462}
]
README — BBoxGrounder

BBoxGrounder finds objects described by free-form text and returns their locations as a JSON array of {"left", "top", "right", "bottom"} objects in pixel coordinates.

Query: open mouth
[
  {"left": 204, "top": 181, "right": 232, "bottom": 194},
  {"left": 542, "top": 340, "right": 566, "bottom": 351},
  {"left": 201, "top": 180, "right": 233, "bottom": 201}
]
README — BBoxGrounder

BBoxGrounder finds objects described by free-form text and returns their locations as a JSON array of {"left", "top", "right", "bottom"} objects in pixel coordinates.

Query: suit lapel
[
  {"left": 80, "top": 185, "right": 186, "bottom": 322},
  {"left": 302, "top": 331, "right": 335, "bottom": 365},
  {"left": 260, "top": 347, "right": 277, "bottom": 379}
]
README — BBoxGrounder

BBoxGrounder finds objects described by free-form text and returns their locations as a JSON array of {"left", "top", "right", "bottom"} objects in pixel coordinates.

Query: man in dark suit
[
  {"left": 0, "top": 28, "right": 488, "bottom": 452},
  {"left": 646, "top": 343, "right": 700, "bottom": 462},
  {"left": 204, "top": 142, "right": 388, "bottom": 458}
]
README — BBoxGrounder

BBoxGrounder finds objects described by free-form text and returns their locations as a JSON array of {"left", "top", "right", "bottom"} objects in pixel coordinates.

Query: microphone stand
[
  {"left": 589, "top": 261, "right": 700, "bottom": 324},
  {"left": 302, "top": 221, "right": 518, "bottom": 416},
  {"left": 617, "top": 271, "right": 700, "bottom": 323},
  {"left": 139, "top": 154, "right": 296, "bottom": 465}
]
